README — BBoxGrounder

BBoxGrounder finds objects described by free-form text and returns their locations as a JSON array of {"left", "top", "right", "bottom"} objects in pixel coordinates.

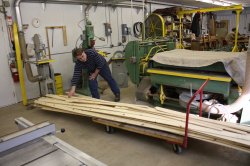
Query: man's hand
[
  {"left": 89, "top": 73, "right": 97, "bottom": 80},
  {"left": 68, "top": 86, "right": 76, "bottom": 98},
  {"left": 89, "top": 69, "right": 100, "bottom": 80}
]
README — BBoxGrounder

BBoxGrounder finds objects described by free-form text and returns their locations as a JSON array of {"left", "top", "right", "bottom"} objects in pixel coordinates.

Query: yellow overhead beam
[{"left": 177, "top": 4, "right": 243, "bottom": 15}]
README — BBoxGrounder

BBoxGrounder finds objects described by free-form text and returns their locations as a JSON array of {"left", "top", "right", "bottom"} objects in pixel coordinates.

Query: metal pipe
[
  {"left": 15, "top": 0, "right": 42, "bottom": 82},
  {"left": 232, "top": 10, "right": 241, "bottom": 52},
  {"left": 204, "top": 38, "right": 250, "bottom": 114},
  {"left": 85, "top": 4, "right": 92, "bottom": 20},
  {"left": 133, "top": 0, "right": 198, "bottom": 9},
  {"left": 14, "top": 0, "right": 23, "bottom": 31},
  {"left": 20, "top": 0, "right": 145, "bottom": 9}
]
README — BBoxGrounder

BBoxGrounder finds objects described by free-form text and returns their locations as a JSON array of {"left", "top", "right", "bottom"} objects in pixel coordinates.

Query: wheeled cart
[
  {"left": 93, "top": 79, "right": 209, "bottom": 154},
  {"left": 93, "top": 118, "right": 183, "bottom": 154}
]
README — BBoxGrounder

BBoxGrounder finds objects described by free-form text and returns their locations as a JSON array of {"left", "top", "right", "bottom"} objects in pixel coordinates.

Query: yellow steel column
[
  {"left": 160, "top": 84, "right": 166, "bottom": 104},
  {"left": 177, "top": 14, "right": 184, "bottom": 49},
  {"left": 13, "top": 22, "right": 27, "bottom": 106},
  {"left": 232, "top": 10, "right": 241, "bottom": 52}
]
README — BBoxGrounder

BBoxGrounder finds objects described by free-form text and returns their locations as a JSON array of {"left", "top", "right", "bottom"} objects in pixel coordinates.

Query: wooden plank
[
  {"left": 93, "top": 118, "right": 183, "bottom": 144},
  {"left": 34, "top": 95, "right": 250, "bottom": 153},
  {"left": 35, "top": 98, "right": 250, "bottom": 142}
]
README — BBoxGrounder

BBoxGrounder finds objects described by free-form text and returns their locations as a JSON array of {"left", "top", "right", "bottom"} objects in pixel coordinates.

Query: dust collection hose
[{"left": 203, "top": 38, "right": 250, "bottom": 114}]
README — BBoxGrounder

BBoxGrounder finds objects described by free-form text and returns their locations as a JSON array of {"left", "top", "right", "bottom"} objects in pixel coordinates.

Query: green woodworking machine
[
  {"left": 124, "top": 13, "right": 242, "bottom": 115},
  {"left": 124, "top": 40, "right": 239, "bottom": 109}
]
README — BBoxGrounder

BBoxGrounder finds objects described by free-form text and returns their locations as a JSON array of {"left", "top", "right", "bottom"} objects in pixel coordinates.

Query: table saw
[{"left": 0, "top": 117, "right": 106, "bottom": 166}]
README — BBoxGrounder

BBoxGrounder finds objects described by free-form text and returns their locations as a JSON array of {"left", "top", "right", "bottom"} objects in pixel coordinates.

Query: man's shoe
[{"left": 114, "top": 94, "right": 120, "bottom": 102}]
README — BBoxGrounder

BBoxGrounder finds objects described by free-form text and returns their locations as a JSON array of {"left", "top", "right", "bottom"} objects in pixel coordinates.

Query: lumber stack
[{"left": 34, "top": 94, "right": 250, "bottom": 153}]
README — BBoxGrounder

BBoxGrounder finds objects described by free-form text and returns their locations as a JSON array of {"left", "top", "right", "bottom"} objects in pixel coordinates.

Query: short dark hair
[
  {"left": 73, "top": 48, "right": 85, "bottom": 58},
  {"left": 232, "top": 28, "right": 236, "bottom": 32}
]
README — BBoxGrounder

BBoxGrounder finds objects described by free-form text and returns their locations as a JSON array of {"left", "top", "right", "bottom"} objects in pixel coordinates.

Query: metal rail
[{"left": 183, "top": 79, "right": 209, "bottom": 148}]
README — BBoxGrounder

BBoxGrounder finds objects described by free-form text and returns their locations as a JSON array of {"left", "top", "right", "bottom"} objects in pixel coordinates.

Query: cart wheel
[
  {"left": 172, "top": 144, "right": 182, "bottom": 154},
  {"left": 105, "top": 125, "right": 115, "bottom": 134}
]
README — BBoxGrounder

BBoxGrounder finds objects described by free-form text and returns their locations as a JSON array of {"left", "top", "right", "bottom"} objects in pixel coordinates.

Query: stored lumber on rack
[{"left": 34, "top": 94, "right": 250, "bottom": 153}]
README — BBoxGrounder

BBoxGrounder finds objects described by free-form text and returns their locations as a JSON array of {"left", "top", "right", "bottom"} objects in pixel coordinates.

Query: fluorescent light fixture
[
  {"left": 195, "top": 0, "right": 239, "bottom": 6},
  {"left": 196, "top": 0, "right": 213, "bottom": 3},
  {"left": 213, "top": 1, "right": 224, "bottom": 5}
]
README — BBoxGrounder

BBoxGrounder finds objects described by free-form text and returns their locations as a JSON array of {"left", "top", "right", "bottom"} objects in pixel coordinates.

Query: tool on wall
[
  {"left": 104, "top": 23, "right": 112, "bottom": 36},
  {"left": 121, "top": 24, "right": 131, "bottom": 43},
  {"left": 104, "top": 22, "right": 113, "bottom": 47},
  {"left": 51, "top": 27, "right": 54, "bottom": 47},
  {"left": 45, "top": 26, "right": 67, "bottom": 58},
  {"left": 133, "top": 22, "right": 143, "bottom": 38}
]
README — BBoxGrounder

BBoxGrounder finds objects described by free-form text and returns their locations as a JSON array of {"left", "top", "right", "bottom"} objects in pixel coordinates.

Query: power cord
[{"left": 133, "top": 22, "right": 143, "bottom": 38}]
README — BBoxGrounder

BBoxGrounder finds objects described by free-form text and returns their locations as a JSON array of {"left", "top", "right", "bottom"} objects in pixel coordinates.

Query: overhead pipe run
[
  {"left": 133, "top": 0, "right": 198, "bottom": 9},
  {"left": 84, "top": 4, "right": 92, "bottom": 20},
  {"left": 20, "top": 0, "right": 145, "bottom": 9},
  {"left": 203, "top": 39, "right": 250, "bottom": 115}
]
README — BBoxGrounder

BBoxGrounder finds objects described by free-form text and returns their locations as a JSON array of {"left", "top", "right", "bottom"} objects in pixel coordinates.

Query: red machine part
[{"left": 10, "top": 61, "right": 19, "bottom": 82}]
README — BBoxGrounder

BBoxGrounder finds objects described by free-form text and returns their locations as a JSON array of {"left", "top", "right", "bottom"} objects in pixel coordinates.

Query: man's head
[{"left": 74, "top": 48, "right": 87, "bottom": 62}]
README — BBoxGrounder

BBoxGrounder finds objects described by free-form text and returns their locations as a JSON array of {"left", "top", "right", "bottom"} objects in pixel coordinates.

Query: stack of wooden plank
[{"left": 34, "top": 94, "right": 250, "bottom": 153}]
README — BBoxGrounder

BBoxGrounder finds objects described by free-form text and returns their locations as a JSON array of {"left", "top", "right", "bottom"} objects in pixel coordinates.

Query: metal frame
[
  {"left": 183, "top": 79, "right": 209, "bottom": 148},
  {"left": 177, "top": 5, "right": 243, "bottom": 52},
  {"left": 10, "top": 117, "right": 107, "bottom": 166},
  {"left": 0, "top": 122, "right": 55, "bottom": 153}
]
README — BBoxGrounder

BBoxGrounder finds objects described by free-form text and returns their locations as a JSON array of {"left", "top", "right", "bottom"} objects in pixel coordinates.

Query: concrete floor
[{"left": 0, "top": 82, "right": 249, "bottom": 166}]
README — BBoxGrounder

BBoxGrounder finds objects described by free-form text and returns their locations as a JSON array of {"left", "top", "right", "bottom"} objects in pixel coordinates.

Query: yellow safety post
[
  {"left": 154, "top": 13, "right": 167, "bottom": 38},
  {"left": 232, "top": 10, "right": 241, "bottom": 52},
  {"left": 177, "top": 14, "right": 184, "bottom": 49},
  {"left": 13, "top": 22, "right": 27, "bottom": 106},
  {"left": 54, "top": 73, "right": 63, "bottom": 95},
  {"left": 159, "top": 84, "right": 166, "bottom": 104}
]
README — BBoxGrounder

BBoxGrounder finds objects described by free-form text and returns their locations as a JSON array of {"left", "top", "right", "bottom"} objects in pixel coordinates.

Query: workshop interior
[{"left": 0, "top": 0, "right": 250, "bottom": 165}]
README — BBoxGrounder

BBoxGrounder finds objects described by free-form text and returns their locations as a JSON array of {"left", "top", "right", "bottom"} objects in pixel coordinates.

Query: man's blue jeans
[{"left": 89, "top": 63, "right": 120, "bottom": 99}]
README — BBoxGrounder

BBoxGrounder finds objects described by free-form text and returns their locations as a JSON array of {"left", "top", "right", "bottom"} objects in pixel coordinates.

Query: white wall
[
  {"left": 216, "top": 7, "right": 250, "bottom": 34},
  {"left": 7, "top": 2, "right": 145, "bottom": 101},
  {"left": 0, "top": 7, "right": 17, "bottom": 107},
  {"left": 2, "top": 1, "right": 191, "bottom": 104}
]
